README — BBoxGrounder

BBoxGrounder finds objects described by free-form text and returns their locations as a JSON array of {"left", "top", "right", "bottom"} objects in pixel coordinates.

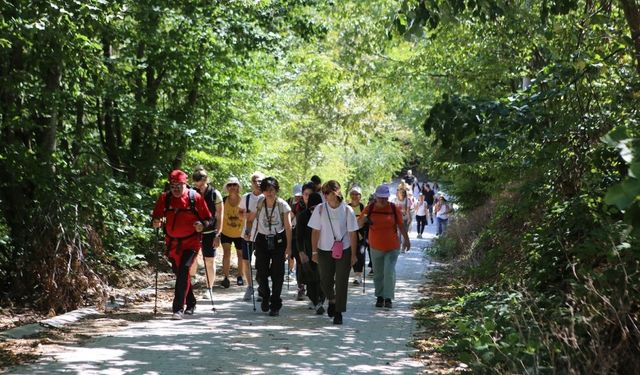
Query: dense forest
[{"left": 1, "top": 0, "right": 639, "bottom": 372}]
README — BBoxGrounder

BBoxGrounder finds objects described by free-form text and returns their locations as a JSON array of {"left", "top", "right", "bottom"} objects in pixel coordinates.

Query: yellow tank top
[{"left": 222, "top": 196, "right": 243, "bottom": 237}]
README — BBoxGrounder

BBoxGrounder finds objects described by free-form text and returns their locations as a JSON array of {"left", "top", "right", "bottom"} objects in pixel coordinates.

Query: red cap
[{"left": 169, "top": 170, "right": 188, "bottom": 184}]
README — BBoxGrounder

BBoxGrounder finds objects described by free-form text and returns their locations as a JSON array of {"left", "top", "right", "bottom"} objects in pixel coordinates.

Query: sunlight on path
[{"left": 8, "top": 223, "right": 438, "bottom": 375}]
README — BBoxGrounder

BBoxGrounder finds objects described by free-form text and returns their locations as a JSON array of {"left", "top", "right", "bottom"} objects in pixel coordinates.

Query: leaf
[
  {"left": 604, "top": 183, "right": 635, "bottom": 210},
  {"left": 630, "top": 162, "right": 640, "bottom": 179}
]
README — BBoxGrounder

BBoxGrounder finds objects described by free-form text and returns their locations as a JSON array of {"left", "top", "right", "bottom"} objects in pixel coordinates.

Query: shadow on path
[{"left": 8, "top": 222, "right": 439, "bottom": 374}]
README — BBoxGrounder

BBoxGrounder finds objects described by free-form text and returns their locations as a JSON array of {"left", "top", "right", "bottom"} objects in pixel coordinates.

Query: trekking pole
[
  {"left": 154, "top": 228, "right": 160, "bottom": 315},
  {"left": 286, "top": 258, "right": 290, "bottom": 291},
  {"left": 248, "top": 242, "right": 256, "bottom": 311},
  {"left": 362, "top": 242, "right": 367, "bottom": 294},
  {"left": 202, "top": 254, "right": 217, "bottom": 312}
]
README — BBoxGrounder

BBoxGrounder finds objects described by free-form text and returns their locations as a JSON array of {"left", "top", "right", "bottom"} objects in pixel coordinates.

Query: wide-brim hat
[{"left": 224, "top": 176, "right": 241, "bottom": 191}]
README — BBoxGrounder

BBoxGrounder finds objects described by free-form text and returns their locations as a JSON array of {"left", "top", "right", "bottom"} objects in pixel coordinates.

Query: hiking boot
[
  {"left": 243, "top": 286, "right": 254, "bottom": 302},
  {"left": 221, "top": 277, "right": 230, "bottom": 289},
  {"left": 237, "top": 276, "right": 244, "bottom": 286},
  {"left": 261, "top": 297, "right": 270, "bottom": 312},
  {"left": 171, "top": 311, "right": 183, "bottom": 320},
  {"left": 375, "top": 296, "right": 384, "bottom": 308},
  {"left": 184, "top": 306, "right": 195, "bottom": 315},
  {"left": 296, "top": 287, "right": 305, "bottom": 301},
  {"left": 327, "top": 302, "right": 336, "bottom": 318},
  {"left": 333, "top": 312, "right": 343, "bottom": 325},
  {"left": 315, "top": 303, "right": 325, "bottom": 315},
  {"left": 384, "top": 298, "right": 392, "bottom": 308},
  {"left": 268, "top": 308, "right": 280, "bottom": 317}
]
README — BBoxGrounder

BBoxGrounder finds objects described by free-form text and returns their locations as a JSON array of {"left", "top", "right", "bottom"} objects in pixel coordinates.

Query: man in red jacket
[{"left": 152, "top": 170, "right": 212, "bottom": 320}]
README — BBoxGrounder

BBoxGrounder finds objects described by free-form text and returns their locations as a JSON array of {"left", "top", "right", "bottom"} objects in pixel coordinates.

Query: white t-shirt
[
  {"left": 252, "top": 197, "right": 291, "bottom": 236},
  {"left": 436, "top": 204, "right": 449, "bottom": 220},
  {"left": 308, "top": 202, "right": 359, "bottom": 251},
  {"left": 240, "top": 192, "right": 263, "bottom": 236},
  {"left": 416, "top": 201, "right": 428, "bottom": 216}
]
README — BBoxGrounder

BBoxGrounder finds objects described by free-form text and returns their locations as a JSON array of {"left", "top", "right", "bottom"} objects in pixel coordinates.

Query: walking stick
[
  {"left": 362, "top": 241, "right": 367, "bottom": 294},
  {"left": 202, "top": 255, "right": 217, "bottom": 312},
  {"left": 154, "top": 228, "right": 160, "bottom": 315},
  {"left": 248, "top": 242, "right": 256, "bottom": 311}
]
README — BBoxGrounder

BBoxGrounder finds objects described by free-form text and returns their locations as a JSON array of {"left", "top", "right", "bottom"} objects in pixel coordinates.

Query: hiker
[
  {"left": 249, "top": 177, "right": 292, "bottom": 316},
  {"left": 414, "top": 193, "right": 428, "bottom": 239},
  {"left": 191, "top": 168, "right": 224, "bottom": 293},
  {"left": 288, "top": 184, "right": 306, "bottom": 301},
  {"left": 348, "top": 185, "right": 365, "bottom": 285},
  {"left": 393, "top": 187, "right": 412, "bottom": 251},
  {"left": 359, "top": 184, "right": 410, "bottom": 309},
  {"left": 403, "top": 169, "right": 416, "bottom": 185},
  {"left": 433, "top": 192, "right": 453, "bottom": 236},
  {"left": 221, "top": 177, "right": 245, "bottom": 288},
  {"left": 422, "top": 183, "right": 435, "bottom": 225},
  {"left": 295, "top": 192, "right": 325, "bottom": 315},
  {"left": 308, "top": 180, "right": 359, "bottom": 325},
  {"left": 152, "top": 170, "right": 212, "bottom": 320},
  {"left": 240, "top": 172, "right": 265, "bottom": 301}
]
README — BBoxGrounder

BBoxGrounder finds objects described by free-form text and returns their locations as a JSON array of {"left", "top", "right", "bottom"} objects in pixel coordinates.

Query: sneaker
[
  {"left": 256, "top": 295, "right": 263, "bottom": 302},
  {"left": 268, "top": 308, "right": 280, "bottom": 317},
  {"left": 333, "top": 312, "right": 343, "bottom": 325},
  {"left": 243, "top": 286, "right": 254, "bottom": 302},
  {"left": 327, "top": 302, "right": 336, "bottom": 318},
  {"left": 375, "top": 296, "right": 384, "bottom": 308},
  {"left": 368, "top": 270, "right": 374, "bottom": 276},
  {"left": 171, "top": 311, "right": 183, "bottom": 320},
  {"left": 237, "top": 276, "right": 244, "bottom": 286},
  {"left": 384, "top": 298, "right": 392, "bottom": 308},
  {"left": 417, "top": 234, "right": 422, "bottom": 239},
  {"left": 315, "top": 303, "right": 325, "bottom": 315},
  {"left": 296, "top": 287, "right": 305, "bottom": 301},
  {"left": 184, "top": 307, "right": 195, "bottom": 315},
  {"left": 221, "top": 277, "right": 230, "bottom": 289},
  {"left": 261, "top": 297, "right": 270, "bottom": 312},
  {"left": 353, "top": 278, "right": 360, "bottom": 285}
]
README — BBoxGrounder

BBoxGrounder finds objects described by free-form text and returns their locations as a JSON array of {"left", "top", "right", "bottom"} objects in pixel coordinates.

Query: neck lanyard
[{"left": 266, "top": 200, "right": 277, "bottom": 233}]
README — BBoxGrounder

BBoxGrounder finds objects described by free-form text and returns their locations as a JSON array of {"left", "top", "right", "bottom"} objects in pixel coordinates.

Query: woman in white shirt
[
  {"left": 249, "top": 177, "right": 292, "bottom": 316},
  {"left": 414, "top": 193, "right": 428, "bottom": 239},
  {"left": 308, "top": 180, "right": 359, "bottom": 325},
  {"left": 433, "top": 192, "right": 453, "bottom": 236}
]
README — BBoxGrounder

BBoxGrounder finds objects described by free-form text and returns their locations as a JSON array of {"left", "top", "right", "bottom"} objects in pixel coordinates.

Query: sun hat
[
  {"left": 374, "top": 185, "right": 390, "bottom": 198},
  {"left": 224, "top": 176, "right": 241, "bottom": 191},
  {"left": 349, "top": 186, "right": 362, "bottom": 195},
  {"left": 293, "top": 184, "right": 303, "bottom": 197}
]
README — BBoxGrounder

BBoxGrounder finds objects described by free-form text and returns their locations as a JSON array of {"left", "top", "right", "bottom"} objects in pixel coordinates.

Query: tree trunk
[{"left": 620, "top": 0, "right": 640, "bottom": 74}]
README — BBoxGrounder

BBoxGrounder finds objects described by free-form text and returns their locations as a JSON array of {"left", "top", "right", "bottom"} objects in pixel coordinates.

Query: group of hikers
[{"left": 151, "top": 168, "right": 450, "bottom": 325}]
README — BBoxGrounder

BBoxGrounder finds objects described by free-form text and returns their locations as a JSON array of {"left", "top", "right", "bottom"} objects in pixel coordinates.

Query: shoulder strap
[
  {"left": 223, "top": 195, "right": 228, "bottom": 204},
  {"left": 359, "top": 203, "right": 364, "bottom": 212},
  {"left": 188, "top": 189, "right": 203, "bottom": 221},
  {"left": 164, "top": 192, "right": 171, "bottom": 213},
  {"left": 245, "top": 193, "right": 251, "bottom": 211},
  {"left": 208, "top": 187, "right": 218, "bottom": 215}
]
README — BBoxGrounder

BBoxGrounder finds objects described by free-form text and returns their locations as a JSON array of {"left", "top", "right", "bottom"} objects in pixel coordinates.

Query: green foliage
[{"left": 404, "top": 0, "right": 640, "bottom": 372}]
